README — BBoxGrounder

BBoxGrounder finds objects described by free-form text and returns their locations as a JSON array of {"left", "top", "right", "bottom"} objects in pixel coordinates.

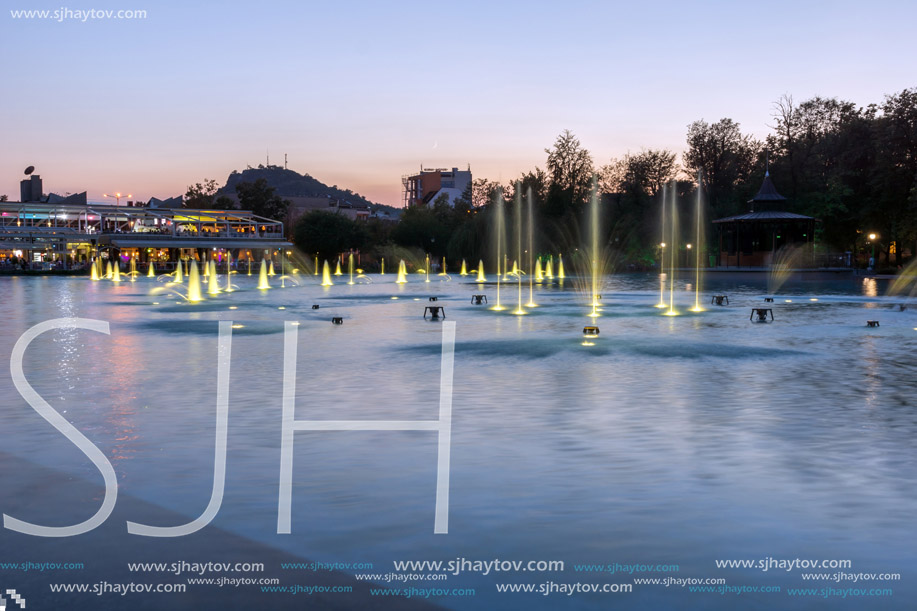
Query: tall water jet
[
  {"left": 147, "top": 261, "right": 155, "bottom": 278},
  {"left": 424, "top": 254, "right": 431, "bottom": 283},
  {"left": 175, "top": 260, "right": 184, "bottom": 283},
  {"left": 689, "top": 171, "right": 705, "bottom": 312},
  {"left": 321, "top": 260, "right": 334, "bottom": 286},
  {"left": 202, "top": 256, "right": 209, "bottom": 277},
  {"left": 258, "top": 259, "right": 271, "bottom": 290},
  {"left": 247, "top": 258, "right": 252, "bottom": 276},
  {"left": 91, "top": 259, "right": 100, "bottom": 281},
  {"left": 381, "top": 258, "right": 385, "bottom": 275},
  {"left": 396, "top": 260, "right": 407, "bottom": 284},
  {"left": 268, "top": 260, "right": 276, "bottom": 276},
  {"left": 348, "top": 253, "right": 355, "bottom": 285},
  {"left": 587, "top": 182, "right": 601, "bottom": 318},
  {"left": 557, "top": 255, "right": 565, "bottom": 280},
  {"left": 314, "top": 256, "right": 319, "bottom": 276},
  {"left": 460, "top": 259, "right": 467, "bottom": 276},
  {"left": 105, "top": 261, "right": 113, "bottom": 280},
  {"left": 225, "top": 255, "right": 234, "bottom": 293},
  {"left": 129, "top": 257, "right": 137, "bottom": 281},
  {"left": 208, "top": 259, "right": 221, "bottom": 295},
  {"left": 476, "top": 260, "right": 486, "bottom": 283},
  {"left": 525, "top": 187, "right": 537, "bottom": 307},
  {"left": 112, "top": 261, "right": 121, "bottom": 282},
  {"left": 545, "top": 256, "right": 554, "bottom": 279},
  {"left": 535, "top": 258, "right": 544, "bottom": 282},
  {"left": 440, "top": 257, "right": 447, "bottom": 276},
  {"left": 492, "top": 189, "right": 506, "bottom": 310},
  {"left": 334, "top": 260, "right": 342, "bottom": 276},
  {"left": 187, "top": 260, "right": 203, "bottom": 302},
  {"left": 656, "top": 185, "right": 668, "bottom": 308},
  {"left": 664, "top": 182, "right": 679, "bottom": 316}
]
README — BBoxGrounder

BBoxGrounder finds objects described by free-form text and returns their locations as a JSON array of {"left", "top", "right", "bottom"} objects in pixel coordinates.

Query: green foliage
[
  {"left": 235, "top": 178, "right": 290, "bottom": 220},
  {"left": 184, "top": 179, "right": 220, "bottom": 209},
  {"left": 292, "top": 210, "right": 366, "bottom": 260}
]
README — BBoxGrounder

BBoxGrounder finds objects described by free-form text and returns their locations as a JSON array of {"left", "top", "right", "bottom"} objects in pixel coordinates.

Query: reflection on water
[{"left": 0, "top": 273, "right": 915, "bottom": 609}]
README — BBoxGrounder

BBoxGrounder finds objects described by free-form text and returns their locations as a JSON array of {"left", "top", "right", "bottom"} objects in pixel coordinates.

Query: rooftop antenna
[
  {"left": 765, "top": 150, "right": 770, "bottom": 177},
  {"left": 266, "top": 150, "right": 270, "bottom": 167},
  {"left": 284, "top": 153, "right": 288, "bottom": 170}
]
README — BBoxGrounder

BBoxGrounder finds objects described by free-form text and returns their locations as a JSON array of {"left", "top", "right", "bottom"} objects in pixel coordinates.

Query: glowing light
[
  {"left": 231, "top": 324, "right": 244, "bottom": 329},
  {"left": 396, "top": 260, "right": 407, "bottom": 284},
  {"left": 228, "top": 306, "right": 238, "bottom": 310},
  {"left": 257, "top": 260, "right": 271, "bottom": 290}
]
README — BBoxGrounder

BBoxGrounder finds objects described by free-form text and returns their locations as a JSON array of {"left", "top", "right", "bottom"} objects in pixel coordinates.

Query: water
[{"left": 0, "top": 273, "right": 914, "bottom": 609}]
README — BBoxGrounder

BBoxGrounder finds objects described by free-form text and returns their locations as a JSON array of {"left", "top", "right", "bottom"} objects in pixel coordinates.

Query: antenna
[
  {"left": 285, "top": 153, "right": 288, "bottom": 170},
  {"left": 267, "top": 150, "right": 270, "bottom": 167}
]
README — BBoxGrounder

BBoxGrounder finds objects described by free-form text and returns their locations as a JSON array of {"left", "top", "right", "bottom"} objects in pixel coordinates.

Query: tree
[
  {"left": 184, "top": 179, "right": 221, "bottom": 209},
  {"left": 683, "top": 118, "right": 759, "bottom": 217},
  {"left": 544, "top": 129, "right": 594, "bottom": 217},
  {"left": 292, "top": 210, "right": 366, "bottom": 261},
  {"left": 518, "top": 167, "right": 548, "bottom": 206},
  {"left": 870, "top": 88, "right": 917, "bottom": 265},
  {"left": 235, "top": 179, "right": 290, "bottom": 220},
  {"left": 0, "top": 194, "right": 8, "bottom": 202}
]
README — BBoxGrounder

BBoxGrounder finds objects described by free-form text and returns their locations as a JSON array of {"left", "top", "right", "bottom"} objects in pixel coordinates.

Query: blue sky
[{"left": 2, "top": 0, "right": 915, "bottom": 206}]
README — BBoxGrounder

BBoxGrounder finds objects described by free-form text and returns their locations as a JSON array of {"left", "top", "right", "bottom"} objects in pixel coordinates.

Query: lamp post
[
  {"left": 103, "top": 192, "right": 132, "bottom": 206},
  {"left": 868, "top": 233, "right": 877, "bottom": 269}
]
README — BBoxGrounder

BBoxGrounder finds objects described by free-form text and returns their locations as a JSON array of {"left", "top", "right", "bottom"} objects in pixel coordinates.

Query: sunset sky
[{"left": 2, "top": 0, "right": 915, "bottom": 207}]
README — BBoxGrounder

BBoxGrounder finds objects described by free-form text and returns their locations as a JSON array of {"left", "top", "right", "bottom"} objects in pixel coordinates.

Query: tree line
[{"left": 196, "top": 87, "right": 917, "bottom": 271}]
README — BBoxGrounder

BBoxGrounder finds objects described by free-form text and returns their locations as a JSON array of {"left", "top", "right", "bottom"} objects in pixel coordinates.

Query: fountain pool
[{"left": 0, "top": 273, "right": 914, "bottom": 610}]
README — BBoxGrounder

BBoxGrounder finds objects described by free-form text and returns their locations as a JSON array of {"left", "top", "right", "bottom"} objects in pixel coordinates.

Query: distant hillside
[{"left": 218, "top": 165, "right": 400, "bottom": 216}]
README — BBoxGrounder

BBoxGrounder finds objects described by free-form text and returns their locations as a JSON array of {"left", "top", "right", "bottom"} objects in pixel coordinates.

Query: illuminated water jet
[
  {"left": 258, "top": 260, "right": 271, "bottom": 290},
  {"left": 208, "top": 260, "right": 221, "bottom": 295},
  {"left": 664, "top": 182, "right": 679, "bottom": 316},
  {"left": 689, "top": 171, "right": 705, "bottom": 312},
  {"left": 476, "top": 260, "right": 486, "bottom": 283},
  {"left": 147, "top": 261, "right": 155, "bottom": 278},
  {"left": 321, "top": 260, "right": 333, "bottom": 286},
  {"left": 187, "top": 261, "right": 203, "bottom": 302},
  {"left": 396, "top": 260, "right": 407, "bottom": 284},
  {"left": 334, "top": 261, "right": 342, "bottom": 276},
  {"left": 460, "top": 259, "right": 467, "bottom": 276}
]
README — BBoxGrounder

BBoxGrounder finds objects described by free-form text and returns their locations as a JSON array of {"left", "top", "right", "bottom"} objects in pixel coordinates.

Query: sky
[{"left": 2, "top": 0, "right": 916, "bottom": 207}]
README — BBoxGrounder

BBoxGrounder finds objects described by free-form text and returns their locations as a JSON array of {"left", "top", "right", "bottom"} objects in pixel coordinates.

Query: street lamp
[
  {"left": 103, "top": 192, "right": 132, "bottom": 206},
  {"left": 867, "top": 233, "right": 878, "bottom": 268}
]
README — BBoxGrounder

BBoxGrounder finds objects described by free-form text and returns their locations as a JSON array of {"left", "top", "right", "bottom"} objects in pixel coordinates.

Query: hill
[{"left": 218, "top": 165, "right": 399, "bottom": 216}]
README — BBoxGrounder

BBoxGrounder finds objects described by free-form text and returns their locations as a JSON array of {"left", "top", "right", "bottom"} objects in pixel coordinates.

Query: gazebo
[{"left": 712, "top": 170, "right": 818, "bottom": 268}]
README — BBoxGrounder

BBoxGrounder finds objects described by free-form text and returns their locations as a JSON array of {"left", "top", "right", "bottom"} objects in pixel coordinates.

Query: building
[
  {"left": 402, "top": 166, "right": 471, "bottom": 208},
  {"left": 1, "top": 172, "right": 290, "bottom": 270},
  {"left": 712, "top": 169, "right": 819, "bottom": 268}
]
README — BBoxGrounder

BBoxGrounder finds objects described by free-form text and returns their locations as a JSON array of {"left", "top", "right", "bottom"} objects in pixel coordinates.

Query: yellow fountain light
[
  {"left": 663, "top": 309, "right": 679, "bottom": 316},
  {"left": 231, "top": 324, "right": 245, "bottom": 329},
  {"left": 810, "top": 298, "right": 818, "bottom": 302},
  {"left": 228, "top": 306, "right": 238, "bottom": 310},
  {"left": 291, "top": 321, "right": 300, "bottom": 326},
  {"left": 257, "top": 260, "right": 271, "bottom": 290}
]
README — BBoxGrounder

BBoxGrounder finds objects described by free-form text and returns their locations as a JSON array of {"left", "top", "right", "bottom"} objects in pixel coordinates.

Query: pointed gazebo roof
[{"left": 748, "top": 170, "right": 787, "bottom": 210}]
